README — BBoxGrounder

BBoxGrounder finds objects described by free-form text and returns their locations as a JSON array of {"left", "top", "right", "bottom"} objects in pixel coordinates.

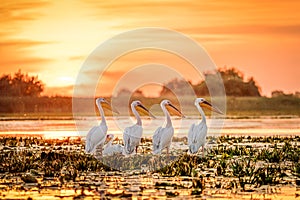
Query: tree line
[
  {"left": 0, "top": 68, "right": 299, "bottom": 114},
  {"left": 0, "top": 68, "right": 262, "bottom": 99},
  {"left": 2, "top": 68, "right": 298, "bottom": 99},
  {"left": 159, "top": 67, "right": 261, "bottom": 97}
]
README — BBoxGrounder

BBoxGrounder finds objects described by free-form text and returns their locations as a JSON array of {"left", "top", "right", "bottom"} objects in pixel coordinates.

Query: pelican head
[
  {"left": 161, "top": 99, "right": 185, "bottom": 118},
  {"left": 131, "top": 100, "right": 156, "bottom": 118},
  {"left": 195, "top": 98, "right": 223, "bottom": 114},
  {"left": 96, "top": 98, "right": 119, "bottom": 114},
  {"left": 103, "top": 134, "right": 115, "bottom": 146},
  {"left": 105, "top": 133, "right": 114, "bottom": 142}
]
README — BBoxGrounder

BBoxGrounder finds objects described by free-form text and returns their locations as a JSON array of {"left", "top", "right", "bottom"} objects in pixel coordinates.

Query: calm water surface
[{"left": 0, "top": 117, "right": 299, "bottom": 138}]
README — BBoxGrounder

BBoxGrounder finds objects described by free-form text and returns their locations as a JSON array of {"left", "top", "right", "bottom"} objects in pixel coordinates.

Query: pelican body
[
  {"left": 103, "top": 134, "right": 123, "bottom": 156},
  {"left": 123, "top": 100, "right": 154, "bottom": 155},
  {"left": 188, "top": 98, "right": 223, "bottom": 156},
  {"left": 152, "top": 100, "right": 184, "bottom": 155},
  {"left": 85, "top": 98, "right": 118, "bottom": 154}
]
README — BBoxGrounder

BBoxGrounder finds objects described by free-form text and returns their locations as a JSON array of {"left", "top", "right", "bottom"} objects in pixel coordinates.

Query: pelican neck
[
  {"left": 196, "top": 104, "right": 206, "bottom": 124},
  {"left": 131, "top": 104, "right": 142, "bottom": 126},
  {"left": 162, "top": 104, "right": 172, "bottom": 127},
  {"left": 97, "top": 102, "right": 106, "bottom": 125}
]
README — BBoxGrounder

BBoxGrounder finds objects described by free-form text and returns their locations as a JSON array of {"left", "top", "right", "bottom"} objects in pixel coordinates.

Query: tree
[
  {"left": 160, "top": 78, "right": 194, "bottom": 96},
  {"left": 0, "top": 74, "right": 12, "bottom": 96},
  {"left": 219, "top": 67, "right": 244, "bottom": 82},
  {"left": 116, "top": 88, "right": 132, "bottom": 97},
  {"left": 205, "top": 67, "right": 261, "bottom": 96},
  {"left": 0, "top": 69, "right": 44, "bottom": 97}
]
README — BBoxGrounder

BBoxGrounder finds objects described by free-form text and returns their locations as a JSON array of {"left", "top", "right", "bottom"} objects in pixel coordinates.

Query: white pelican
[
  {"left": 123, "top": 100, "right": 155, "bottom": 155},
  {"left": 188, "top": 98, "right": 223, "bottom": 156},
  {"left": 153, "top": 100, "right": 185, "bottom": 155},
  {"left": 85, "top": 98, "right": 119, "bottom": 154},
  {"left": 103, "top": 134, "right": 123, "bottom": 156}
]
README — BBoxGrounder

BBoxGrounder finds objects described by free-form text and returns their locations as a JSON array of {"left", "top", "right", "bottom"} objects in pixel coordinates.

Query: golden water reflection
[{"left": 1, "top": 172, "right": 299, "bottom": 199}]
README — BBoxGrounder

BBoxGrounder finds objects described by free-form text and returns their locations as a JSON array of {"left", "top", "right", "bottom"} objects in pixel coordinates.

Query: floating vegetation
[{"left": 0, "top": 135, "right": 300, "bottom": 199}]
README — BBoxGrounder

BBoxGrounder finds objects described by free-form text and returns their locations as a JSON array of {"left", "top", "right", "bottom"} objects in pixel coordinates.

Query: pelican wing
[
  {"left": 152, "top": 127, "right": 163, "bottom": 153},
  {"left": 153, "top": 126, "right": 174, "bottom": 154},
  {"left": 188, "top": 122, "right": 207, "bottom": 154},
  {"left": 123, "top": 125, "right": 142, "bottom": 154},
  {"left": 85, "top": 124, "right": 107, "bottom": 153}
]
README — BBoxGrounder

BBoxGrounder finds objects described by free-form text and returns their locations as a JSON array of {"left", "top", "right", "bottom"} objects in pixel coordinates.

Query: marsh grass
[
  {"left": 0, "top": 135, "right": 300, "bottom": 199},
  {"left": 159, "top": 136, "right": 300, "bottom": 191}
]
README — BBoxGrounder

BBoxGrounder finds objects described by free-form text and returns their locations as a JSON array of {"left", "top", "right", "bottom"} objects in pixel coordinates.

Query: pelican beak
[
  {"left": 137, "top": 104, "right": 156, "bottom": 119},
  {"left": 200, "top": 100, "right": 223, "bottom": 114},
  {"left": 167, "top": 103, "right": 185, "bottom": 118},
  {"left": 101, "top": 100, "right": 120, "bottom": 114}
]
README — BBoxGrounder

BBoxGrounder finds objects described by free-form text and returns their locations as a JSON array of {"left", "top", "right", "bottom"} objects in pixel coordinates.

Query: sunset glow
[{"left": 1, "top": 0, "right": 299, "bottom": 97}]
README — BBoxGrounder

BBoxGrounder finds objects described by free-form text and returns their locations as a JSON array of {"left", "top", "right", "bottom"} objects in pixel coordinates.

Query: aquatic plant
[{"left": 0, "top": 135, "right": 299, "bottom": 194}]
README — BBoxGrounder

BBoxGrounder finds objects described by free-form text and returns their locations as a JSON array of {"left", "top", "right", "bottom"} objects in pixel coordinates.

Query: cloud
[
  {"left": 179, "top": 24, "right": 300, "bottom": 36},
  {"left": 0, "top": 39, "right": 54, "bottom": 73},
  {"left": 0, "top": 1, "right": 53, "bottom": 74},
  {"left": 68, "top": 55, "right": 86, "bottom": 61},
  {"left": 0, "top": 1, "right": 49, "bottom": 21},
  {"left": 0, "top": 40, "right": 50, "bottom": 46},
  {"left": 84, "top": 0, "right": 300, "bottom": 38},
  {"left": 0, "top": 1, "right": 50, "bottom": 37}
]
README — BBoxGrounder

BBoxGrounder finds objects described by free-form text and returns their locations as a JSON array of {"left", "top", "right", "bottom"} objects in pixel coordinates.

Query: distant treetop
[{"left": 0, "top": 69, "right": 44, "bottom": 97}]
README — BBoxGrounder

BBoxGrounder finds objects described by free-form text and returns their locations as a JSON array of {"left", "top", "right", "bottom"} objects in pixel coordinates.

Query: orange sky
[{"left": 0, "top": 0, "right": 299, "bottom": 97}]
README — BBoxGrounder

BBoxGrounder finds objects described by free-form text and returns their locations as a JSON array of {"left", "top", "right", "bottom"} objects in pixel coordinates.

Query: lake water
[{"left": 0, "top": 117, "right": 299, "bottom": 138}]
